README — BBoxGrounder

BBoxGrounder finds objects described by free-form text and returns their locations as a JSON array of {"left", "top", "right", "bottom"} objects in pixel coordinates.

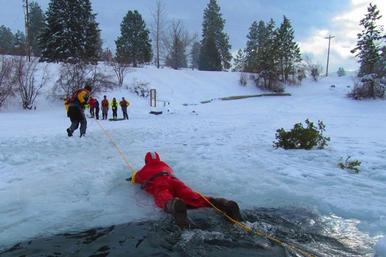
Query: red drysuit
[{"left": 132, "top": 152, "right": 211, "bottom": 209}]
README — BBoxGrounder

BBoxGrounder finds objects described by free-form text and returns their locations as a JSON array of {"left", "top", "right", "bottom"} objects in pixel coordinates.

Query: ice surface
[{"left": 0, "top": 66, "right": 385, "bottom": 255}]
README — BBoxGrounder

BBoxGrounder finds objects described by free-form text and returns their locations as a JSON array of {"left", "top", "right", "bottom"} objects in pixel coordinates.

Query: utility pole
[
  {"left": 23, "top": 0, "right": 31, "bottom": 61},
  {"left": 325, "top": 35, "right": 335, "bottom": 77}
]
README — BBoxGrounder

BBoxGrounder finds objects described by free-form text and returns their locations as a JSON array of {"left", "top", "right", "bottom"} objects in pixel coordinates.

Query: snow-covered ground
[{"left": 0, "top": 66, "right": 385, "bottom": 255}]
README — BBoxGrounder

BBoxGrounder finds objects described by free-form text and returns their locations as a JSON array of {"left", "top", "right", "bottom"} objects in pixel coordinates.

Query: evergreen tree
[
  {"left": 375, "top": 46, "right": 386, "bottom": 78},
  {"left": 255, "top": 20, "right": 269, "bottom": 74},
  {"left": 199, "top": 0, "right": 231, "bottom": 71},
  {"left": 40, "top": 0, "right": 100, "bottom": 63},
  {"left": 276, "top": 16, "right": 301, "bottom": 83},
  {"left": 0, "top": 26, "right": 15, "bottom": 55},
  {"left": 244, "top": 21, "right": 259, "bottom": 72},
  {"left": 232, "top": 49, "right": 245, "bottom": 72},
  {"left": 115, "top": 10, "right": 152, "bottom": 67},
  {"left": 337, "top": 67, "right": 346, "bottom": 77},
  {"left": 261, "top": 19, "right": 280, "bottom": 88},
  {"left": 13, "top": 30, "right": 26, "bottom": 55},
  {"left": 190, "top": 41, "right": 201, "bottom": 69},
  {"left": 351, "top": 4, "right": 383, "bottom": 77},
  {"left": 199, "top": 34, "right": 221, "bottom": 71},
  {"left": 29, "top": 1, "right": 45, "bottom": 56}
]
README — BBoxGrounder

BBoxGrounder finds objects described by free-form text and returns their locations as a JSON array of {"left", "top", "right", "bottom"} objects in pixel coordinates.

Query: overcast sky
[{"left": 0, "top": 0, "right": 385, "bottom": 72}]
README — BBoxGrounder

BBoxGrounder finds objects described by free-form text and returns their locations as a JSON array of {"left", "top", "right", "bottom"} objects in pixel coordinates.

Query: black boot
[
  {"left": 211, "top": 198, "right": 243, "bottom": 222},
  {"left": 66, "top": 128, "right": 73, "bottom": 137},
  {"left": 165, "top": 198, "right": 189, "bottom": 229}
]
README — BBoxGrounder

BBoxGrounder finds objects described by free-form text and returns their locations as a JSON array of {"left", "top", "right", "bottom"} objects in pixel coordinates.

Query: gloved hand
[{"left": 126, "top": 177, "right": 132, "bottom": 182}]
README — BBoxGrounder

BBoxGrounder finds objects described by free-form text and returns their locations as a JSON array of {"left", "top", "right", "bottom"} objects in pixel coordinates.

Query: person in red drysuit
[{"left": 130, "top": 152, "right": 242, "bottom": 228}]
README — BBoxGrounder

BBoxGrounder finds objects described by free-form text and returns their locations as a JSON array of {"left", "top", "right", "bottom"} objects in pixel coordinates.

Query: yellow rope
[
  {"left": 95, "top": 119, "right": 314, "bottom": 257},
  {"left": 196, "top": 192, "right": 315, "bottom": 257},
  {"left": 95, "top": 119, "right": 136, "bottom": 173}
]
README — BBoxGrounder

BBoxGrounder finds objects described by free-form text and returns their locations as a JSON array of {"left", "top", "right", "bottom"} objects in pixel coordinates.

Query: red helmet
[{"left": 145, "top": 152, "right": 160, "bottom": 164}]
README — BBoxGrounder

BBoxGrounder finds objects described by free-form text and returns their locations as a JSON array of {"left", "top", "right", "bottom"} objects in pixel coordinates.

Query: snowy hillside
[{"left": 0, "top": 66, "right": 385, "bottom": 256}]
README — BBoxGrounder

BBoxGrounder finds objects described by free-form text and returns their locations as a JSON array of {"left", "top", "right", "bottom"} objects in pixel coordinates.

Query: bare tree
[
  {"left": 14, "top": 57, "right": 48, "bottom": 109},
  {"left": 151, "top": 0, "right": 167, "bottom": 68},
  {"left": 303, "top": 55, "right": 323, "bottom": 81},
  {"left": 164, "top": 20, "right": 196, "bottom": 70},
  {"left": 54, "top": 62, "right": 89, "bottom": 98},
  {"left": 110, "top": 58, "right": 130, "bottom": 87},
  {"left": 0, "top": 57, "right": 15, "bottom": 108},
  {"left": 54, "top": 62, "right": 115, "bottom": 98}
]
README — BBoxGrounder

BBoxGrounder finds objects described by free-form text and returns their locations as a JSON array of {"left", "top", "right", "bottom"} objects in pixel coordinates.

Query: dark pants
[
  {"left": 90, "top": 107, "right": 95, "bottom": 117},
  {"left": 67, "top": 105, "right": 87, "bottom": 135},
  {"left": 112, "top": 107, "right": 117, "bottom": 119},
  {"left": 102, "top": 107, "right": 108, "bottom": 120},
  {"left": 95, "top": 107, "right": 99, "bottom": 120},
  {"left": 122, "top": 107, "right": 128, "bottom": 119}
]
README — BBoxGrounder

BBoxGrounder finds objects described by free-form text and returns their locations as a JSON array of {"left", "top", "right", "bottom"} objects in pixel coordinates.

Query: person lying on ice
[{"left": 130, "top": 152, "right": 242, "bottom": 228}]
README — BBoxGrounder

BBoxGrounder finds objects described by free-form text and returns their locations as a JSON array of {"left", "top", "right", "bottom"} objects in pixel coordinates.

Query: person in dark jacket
[
  {"left": 95, "top": 98, "right": 100, "bottom": 120},
  {"left": 66, "top": 84, "right": 91, "bottom": 137},
  {"left": 130, "top": 152, "right": 242, "bottom": 228}
]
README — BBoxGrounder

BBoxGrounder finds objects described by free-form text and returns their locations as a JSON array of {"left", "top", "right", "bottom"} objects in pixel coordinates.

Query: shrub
[
  {"left": 337, "top": 67, "right": 346, "bottom": 77},
  {"left": 239, "top": 73, "right": 248, "bottom": 86},
  {"left": 14, "top": 57, "right": 49, "bottom": 110},
  {"left": 273, "top": 119, "right": 330, "bottom": 150},
  {"left": 348, "top": 74, "right": 385, "bottom": 99},
  {"left": 53, "top": 62, "right": 115, "bottom": 98},
  {"left": 338, "top": 156, "right": 361, "bottom": 173},
  {"left": 310, "top": 65, "right": 321, "bottom": 81},
  {"left": 128, "top": 78, "right": 150, "bottom": 98},
  {"left": 0, "top": 57, "right": 14, "bottom": 108}
]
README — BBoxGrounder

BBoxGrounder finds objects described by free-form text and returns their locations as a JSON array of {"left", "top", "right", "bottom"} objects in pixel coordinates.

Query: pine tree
[
  {"left": 244, "top": 21, "right": 259, "bottom": 72},
  {"left": 375, "top": 46, "right": 386, "bottom": 78},
  {"left": 232, "top": 49, "right": 245, "bottom": 72},
  {"left": 40, "top": 0, "right": 100, "bottom": 63},
  {"left": 351, "top": 4, "right": 383, "bottom": 77},
  {"left": 0, "top": 26, "right": 15, "bottom": 55},
  {"left": 29, "top": 1, "right": 45, "bottom": 56},
  {"left": 199, "top": 0, "right": 231, "bottom": 71},
  {"left": 115, "top": 10, "right": 152, "bottom": 67},
  {"left": 190, "top": 41, "right": 201, "bottom": 69},
  {"left": 13, "top": 30, "right": 26, "bottom": 55},
  {"left": 261, "top": 19, "right": 279, "bottom": 89},
  {"left": 255, "top": 20, "right": 269, "bottom": 74},
  {"left": 276, "top": 16, "right": 301, "bottom": 83}
]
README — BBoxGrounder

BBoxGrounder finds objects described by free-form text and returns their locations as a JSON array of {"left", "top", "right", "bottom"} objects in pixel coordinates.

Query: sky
[{"left": 0, "top": 0, "right": 385, "bottom": 72}]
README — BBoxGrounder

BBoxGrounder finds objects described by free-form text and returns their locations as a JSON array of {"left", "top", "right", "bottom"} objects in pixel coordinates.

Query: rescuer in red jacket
[{"left": 130, "top": 152, "right": 242, "bottom": 228}]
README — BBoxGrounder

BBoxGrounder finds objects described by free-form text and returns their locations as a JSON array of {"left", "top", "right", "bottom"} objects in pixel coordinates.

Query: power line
[{"left": 324, "top": 35, "right": 335, "bottom": 77}]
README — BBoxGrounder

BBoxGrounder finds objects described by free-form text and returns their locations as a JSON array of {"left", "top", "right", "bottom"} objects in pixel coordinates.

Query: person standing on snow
[
  {"left": 111, "top": 97, "right": 118, "bottom": 119},
  {"left": 130, "top": 152, "right": 242, "bottom": 228},
  {"left": 95, "top": 98, "right": 100, "bottom": 120},
  {"left": 66, "top": 84, "right": 92, "bottom": 137},
  {"left": 120, "top": 97, "right": 130, "bottom": 120},
  {"left": 101, "top": 95, "right": 109, "bottom": 120},
  {"left": 88, "top": 97, "right": 96, "bottom": 118}
]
